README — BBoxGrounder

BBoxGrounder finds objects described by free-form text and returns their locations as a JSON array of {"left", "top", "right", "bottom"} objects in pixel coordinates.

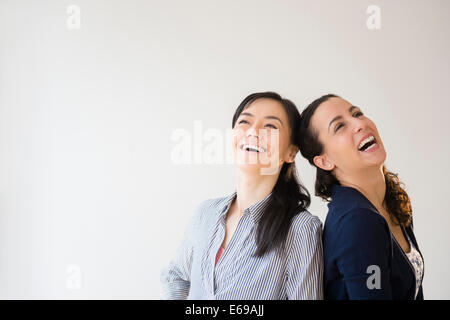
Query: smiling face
[
  {"left": 310, "top": 97, "right": 387, "bottom": 178},
  {"left": 232, "top": 98, "right": 298, "bottom": 175}
]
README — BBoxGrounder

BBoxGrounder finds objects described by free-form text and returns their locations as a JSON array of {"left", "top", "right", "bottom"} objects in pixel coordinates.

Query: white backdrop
[{"left": 0, "top": 0, "right": 449, "bottom": 299}]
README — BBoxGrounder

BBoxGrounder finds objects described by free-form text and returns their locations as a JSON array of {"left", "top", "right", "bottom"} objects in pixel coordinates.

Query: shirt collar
[
  {"left": 330, "top": 183, "right": 378, "bottom": 212},
  {"left": 220, "top": 191, "right": 273, "bottom": 224}
]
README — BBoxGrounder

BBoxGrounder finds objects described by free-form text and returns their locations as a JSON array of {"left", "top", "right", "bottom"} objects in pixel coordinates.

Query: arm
[
  {"left": 333, "top": 209, "right": 393, "bottom": 299},
  {"left": 286, "top": 216, "right": 324, "bottom": 300},
  {"left": 160, "top": 202, "right": 204, "bottom": 299}
]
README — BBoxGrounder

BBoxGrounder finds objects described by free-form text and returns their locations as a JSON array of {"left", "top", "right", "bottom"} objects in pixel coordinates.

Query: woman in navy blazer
[{"left": 298, "top": 94, "right": 424, "bottom": 300}]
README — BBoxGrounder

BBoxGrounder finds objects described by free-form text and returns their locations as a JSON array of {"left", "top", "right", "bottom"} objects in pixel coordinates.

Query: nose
[
  {"left": 351, "top": 117, "right": 365, "bottom": 134},
  {"left": 246, "top": 127, "right": 259, "bottom": 139}
]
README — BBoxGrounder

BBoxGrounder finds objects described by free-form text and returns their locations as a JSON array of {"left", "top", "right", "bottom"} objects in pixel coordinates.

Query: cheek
[
  {"left": 265, "top": 130, "right": 275, "bottom": 148},
  {"left": 268, "top": 130, "right": 289, "bottom": 157},
  {"left": 327, "top": 135, "right": 356, "bottom": 162},
  {"left": 232, "top": 128, "right": 244, "bottom": 147},
  {"left": 368, "top": 120, "right": 382, "bottom": 140},
  {"left": 365, "top": 118, "right": 379, "bottom": 133}
]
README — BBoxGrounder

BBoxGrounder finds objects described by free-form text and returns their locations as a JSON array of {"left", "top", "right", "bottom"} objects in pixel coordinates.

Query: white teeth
[
  {"left": 240, "top": 144, "right": 266, "bottom": 153},
  {"left": 365, "top": 143, "right": 377, "bottom": 151},
  {"left": 358, "top": 136, "right": 375, "bottom": 150}
]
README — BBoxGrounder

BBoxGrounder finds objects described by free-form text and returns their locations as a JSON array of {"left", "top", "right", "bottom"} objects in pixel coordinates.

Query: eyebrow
[
  {"left": 240, "top": 112, "right": 283, "bottom": 125},
  {"left": 327, "top": 105, "right": 359, "bottom": 132}
]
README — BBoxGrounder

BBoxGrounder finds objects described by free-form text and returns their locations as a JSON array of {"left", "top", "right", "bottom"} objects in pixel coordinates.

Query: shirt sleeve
[
  {"left": 286, "top": 216, "right": 324, "bottom": 300},
  {"left": 160, "top": 202, "right": 204, "bottom": 300},
  {"left": 333, "top": 208, "right": 393, "bottom": 299}
]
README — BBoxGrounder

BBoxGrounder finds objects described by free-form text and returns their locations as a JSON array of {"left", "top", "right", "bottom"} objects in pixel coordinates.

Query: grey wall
[{"left": 0, "top": 0, "right": 449, "bottom": 299}]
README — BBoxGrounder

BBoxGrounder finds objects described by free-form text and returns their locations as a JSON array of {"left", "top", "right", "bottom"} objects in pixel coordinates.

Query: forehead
[
  {"left": 242, "top": 98, "right": 287, "bottom": 118},
  {"left": 311, "top": 97, "right": 352, "bottom": 130}
]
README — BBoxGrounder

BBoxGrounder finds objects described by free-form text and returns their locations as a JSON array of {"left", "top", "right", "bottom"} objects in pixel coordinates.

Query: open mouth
[
  {"left": 239, "top": 144, "right": 267, "bottom": 153},
  {"left": 358, "top": 135, "right": 378, "bottom": 152}
]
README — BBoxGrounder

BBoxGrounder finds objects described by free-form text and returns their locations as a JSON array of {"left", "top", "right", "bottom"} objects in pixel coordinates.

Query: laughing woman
[
  {"left": 161, "top": 92, "right": 323, "bottom": 300},
  {"left": 298, "top": 94, "right": 424, "bottom": 300}
]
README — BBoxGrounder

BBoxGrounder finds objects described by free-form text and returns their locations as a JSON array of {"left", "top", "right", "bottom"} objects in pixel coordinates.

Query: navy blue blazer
[{"left": 323, "top": 184, "right": 424, "bottom": 300}]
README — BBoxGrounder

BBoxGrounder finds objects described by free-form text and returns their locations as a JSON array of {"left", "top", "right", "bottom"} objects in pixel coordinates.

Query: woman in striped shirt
[{"left": 161, "top": 92, "right": 324, "bottom": 299}]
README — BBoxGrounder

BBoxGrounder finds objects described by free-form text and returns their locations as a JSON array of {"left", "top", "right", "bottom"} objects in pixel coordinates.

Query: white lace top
[{"left": 405, "top": 234, "right": 424, "bottom": 299}]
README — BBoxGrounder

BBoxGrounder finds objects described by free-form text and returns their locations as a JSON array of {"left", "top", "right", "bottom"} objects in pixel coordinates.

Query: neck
[
  {"left": 234, "top": 167, "right": 279, "bottom": 216},
  {"left": 338, "top": 166, "right": 386, "bottom": 212}
]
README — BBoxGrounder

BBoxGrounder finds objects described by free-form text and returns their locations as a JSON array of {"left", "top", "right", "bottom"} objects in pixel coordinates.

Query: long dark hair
[
  {"left": 232, "top": 92, "right": 311, "bottom": 257},
  {"left": 298, "top": 94, "right": 412, "bottom": 227}
]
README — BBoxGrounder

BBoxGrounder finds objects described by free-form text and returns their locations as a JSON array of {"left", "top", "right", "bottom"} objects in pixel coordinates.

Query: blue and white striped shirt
[{"left": 160, "top": 191, "right": 324, "bottom": 300}]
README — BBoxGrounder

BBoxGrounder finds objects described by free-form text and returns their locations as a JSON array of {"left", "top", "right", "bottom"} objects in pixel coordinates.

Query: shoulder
[
  {"left": 325, "top": 205, "right": 389, "bottom": 239},
  {"left": 323, "top": 206, "right": 391, "bottom": 256},
  {"left": 284, "top": 210, "right": 323, "bottom": 264},
  {"left": 289, "top": 209, "right": 323, "bottom": 237},
  {"left": 195, "top": 195, "right": 229, "bottom": 212},
  {"left": 329, "top": 206, "right": 387, "bottom": 231},
  {"left": 325, "top": 185, "right": 387, "bottom": 230},
  {"left": 328, "top": 185, "right": 374, "bottom": 212},
  {"left": 191, "top": 193, "right": 234, "bottom": 224}
]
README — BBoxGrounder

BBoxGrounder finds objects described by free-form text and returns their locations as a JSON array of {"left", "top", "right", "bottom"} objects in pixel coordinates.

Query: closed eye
[
  {"left": 335, "top": 111, "right": 364, "bottom": 132},
  {"left": 238, "top": 119, "right": 249, "bottom": 124},
  {"left": 334, "top": 123, "right": 344, "bottom": 132},
  {"left": 265, "top": 123, "right": 277, "bottom": 129}
]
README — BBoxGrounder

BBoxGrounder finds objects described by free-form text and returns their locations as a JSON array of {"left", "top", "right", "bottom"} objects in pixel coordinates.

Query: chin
[
  {"left": 234, "top": 158, "right": 280, "bottom": 176},
  {"left": 365, "top": 150, "right": 387, "bottom": 167}
]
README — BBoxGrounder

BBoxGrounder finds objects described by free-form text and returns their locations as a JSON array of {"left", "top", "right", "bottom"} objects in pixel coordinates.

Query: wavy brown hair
[{"left": 298, "top": 94, "right": 412, "bottom": 227}]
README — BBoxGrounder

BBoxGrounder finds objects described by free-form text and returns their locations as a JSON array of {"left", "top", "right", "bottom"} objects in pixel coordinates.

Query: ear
[
  {"left": 284, "top": 145, "right": 299, "bottom": 164},
  {"left": 313, "top": 154, "right": 335, "bottom": 171}
]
